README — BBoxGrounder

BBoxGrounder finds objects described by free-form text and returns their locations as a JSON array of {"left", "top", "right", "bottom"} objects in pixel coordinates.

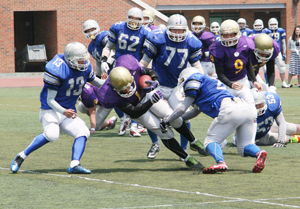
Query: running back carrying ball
[{"left": 139, "top": 75, "right": 152, "bottom": 90}]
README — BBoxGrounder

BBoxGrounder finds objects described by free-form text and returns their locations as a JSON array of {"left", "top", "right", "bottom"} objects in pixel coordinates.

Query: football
[{"left": 138, "top": 75, "right": 152, "bottom": 90}]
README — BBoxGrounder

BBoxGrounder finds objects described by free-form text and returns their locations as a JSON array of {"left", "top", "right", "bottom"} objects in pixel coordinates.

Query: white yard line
[{"left": 1, "top": 167, "right": 299, "bottom": 208}]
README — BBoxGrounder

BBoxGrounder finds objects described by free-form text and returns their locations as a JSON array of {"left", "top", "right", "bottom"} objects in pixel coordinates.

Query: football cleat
[
  {"left": 203, "top": 162, "right": 228, "bottom": 174},
  {"left": 137, "top": 124, "right": 147, "bottom": 133},
  {"left": 68, "top": 165, "right": 91, "bottom": 174},
  {"left": 190, "top": 139, "right": 209, "bottom": 156},
  {"left": 282, "top": 83, "right": 291, "bottom": 88},
  {"left": 105, "top": 116, "right": 117, "bottom": 130},
  {"left": 129, "top": 127, "right": 141, "bottom": 137},
  {"left": 147, "top": 143, "right": 160, "bottom": 159},
  {"left": 185, "top": 156, "right": 204, "bottom": 173},
  {"left": 11, "top": 154, "right": 25, "bottom": 173},
  {"left": 252, "top": 150, "right": 267, "bottom": 173},
  {"left": 118, "top": 116, "right": 131, "bottom": 136}
]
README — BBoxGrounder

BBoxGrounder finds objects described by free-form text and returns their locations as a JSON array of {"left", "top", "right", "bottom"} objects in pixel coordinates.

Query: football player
[
  {"left": 142, "top": 9, "right": 158, "bottom": 30},
  {"left": 95, "top": 54, "right": 206, "bottom": 171},
  {"left": 11, "top": 42, "right": 104, "bottom": 174},
  {"left": 77, "top": 83, "right": 117, "bottom": 134},
  {"left": 101, "top": 7, "right": 152, "bottom": 137},
  {"left": 140, "top": 14, "right": 206, "bottom": 155},
  {"left": 252, "top": 89, "right": 300, "bottom": 146},
  {"left": 237, "top": 18, "right": 253, "bottom": 36},
  {"left": 210, "top": 21, "right": 221, "bottom": 42},
  {"left": 249, "top": 19, "right": 268, "bottom": 37},
  {"left": 83, "top": 19, "right": 131, "bottom": 137},
  {"left": 265, "top": 18, "right": 291, "bottom": 88},
  {"left": 249, "top": 33, "right": 280, "bottom": 92},
  {"left": 191, "top": 16, "right": 216, "bottom": 77},
  {"left": 160, "top": 67, "right": 267, "bottom": 174}
]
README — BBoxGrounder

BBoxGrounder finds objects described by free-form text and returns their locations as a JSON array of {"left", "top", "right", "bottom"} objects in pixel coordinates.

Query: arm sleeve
[
  {"left": 140, "top": 53, "right": 152, "bottom": 67},
  {"left": 215, "top": 65, "right": 234, "bottom": 88},
  {"left": 119, "top": 100, "right": 153, "bottom": 119},
  {"left": 166, "top": 96, "right": 195, "bottom": 123},
  {"left": 281, "top": 39, "right": 287, "bottom": 54},
  {"left": 191, "top": 61, "right": 204, "bottom": 74},
  {"left": 90, "top": 77, "right": 105, "bottom": 88},
  {"left": 266, "top": 59, "right": 275, "bottom": 86},
  {"left": 181, "top": 107, "right": 202, "bottom": 121},
  {"left": 101, "top": 40, "right": 115, "bottom": 59},
  {"left": 47, "top": 88, "right": 66, "bottom": 114},
  {"left": 275, "top": 111, "right": 287, "bottom": 143},
  {"left": 246, "top": 57, "right": 257, "bottom": 82}
]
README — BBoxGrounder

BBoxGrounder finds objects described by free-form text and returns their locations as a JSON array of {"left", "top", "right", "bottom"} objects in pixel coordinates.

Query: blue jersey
[
  {"left": 240, "top": 28, "right": 253, "bottom": 36},
  {"left": 265, "top": 28, "right": 286, "bottom": 51},
  {"left": 183, "top": 73, "right": 234, "bottom": 118},
  {"left": 213, "top": 31, "right": 221, "bottom": 42},
  {"left": 256, "top": 92, "right": 282, "bottom": 139},
  {"left": 248, "top": 29, "right": 268, "bottom": 37},
  {"left": 108, "top": 21, "right": 151, "bottom": 61},
  {"left": 143, "top": 30, "right": 202, "bottom": 88},
  {"left": 87, "top": 31, "right": 109, "bottom": 62},
  {"left": 40, "top": 54, "right": 95, "bottom": 111}
]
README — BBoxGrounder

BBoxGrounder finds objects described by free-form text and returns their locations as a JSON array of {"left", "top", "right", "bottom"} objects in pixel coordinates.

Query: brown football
[{"left": 138, "top": 75, "right": 152, "bottom": 90}]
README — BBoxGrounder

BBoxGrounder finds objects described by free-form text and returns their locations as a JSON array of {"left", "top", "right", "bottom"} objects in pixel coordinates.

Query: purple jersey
[
  {"left": 96, "top": 55, "right": 147, "bottom": 109},
  {"left": 250, "top": 36, "right": 280, "bottom": 76},
  {"left": 81, "top": 83, "right": 99, "bottom": 108},
  {"left": 193, "top": 31, "right": 215, "bottom": 62},
  {"left": 148, "top": 25, "right": 158, "bottom": 31},
  {"left": 209, "top": 36, "right": 255, "bottom": 81}
]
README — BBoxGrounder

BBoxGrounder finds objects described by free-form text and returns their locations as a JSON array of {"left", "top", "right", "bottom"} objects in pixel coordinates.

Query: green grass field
[{"left": 1, "top": 83, "right": 300, "bottom": 209}]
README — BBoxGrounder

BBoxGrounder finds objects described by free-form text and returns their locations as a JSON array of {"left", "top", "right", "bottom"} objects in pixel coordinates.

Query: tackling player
[
  {"left": 95, "top": 54, "right": 207, "bottom": 171},
  {"left": 160, "top": 67, "right": 267, "bottom": 174}
]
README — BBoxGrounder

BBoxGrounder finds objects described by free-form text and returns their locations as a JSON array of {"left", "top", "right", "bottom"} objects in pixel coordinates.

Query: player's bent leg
[{"left": 203, "top": 142, "right": 227, "bottom": 174}]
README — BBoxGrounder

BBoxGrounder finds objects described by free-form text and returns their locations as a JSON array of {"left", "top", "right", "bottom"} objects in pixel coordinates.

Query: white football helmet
[
  {"left": 177, "top": 67, "right": 202, "bottom": 94},
  {"left": 237, "top": 18, "right": 247, "bottom": 29},
  {"left": 64, "top": 42, "right": 90, "bottom": 71},
  {"left": 109, "top": 67, "right": 136, "bottom": 98},
  {"left": 268, "top": 18, "right": 278, "bottom": 30},
  {"left": 158, "top": 24, "right": 167, "bottom": 31},
  {"left": 143, "top": 10, "right": 155, "bottom": 26},
  {"left": 166, "top": 14, "right": 188, "bottom": 42},
  {"left": 126, "top": 7, "right": 143, "bottom": 30},
  {"left": 210, "top": 22, "right": 220, "bottom": 33},
  {"left": 220, "top": 19, "right": 241, "bottom": 47},
  {"left": 254, "top": 34, "right": 274, "bottom": 62},
  {"left": 253, "top": 19, "right": 264, "bottom": 31},
  {"left": 251, "top": 89, "right": 267, "bottom": 116},
  {"left": 83, "top": 20, "right": 100, "bottom": 40},
  {"left": 191, "top": 16, "right": 206, "bottom": 33}
]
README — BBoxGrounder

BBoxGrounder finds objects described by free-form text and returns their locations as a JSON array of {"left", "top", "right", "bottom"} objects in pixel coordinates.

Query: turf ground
[{"left": 1, "top": 82, "right": 300, "bottom": 209}]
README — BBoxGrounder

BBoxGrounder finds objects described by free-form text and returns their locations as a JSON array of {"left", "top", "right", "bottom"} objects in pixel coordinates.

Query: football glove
[
  {"left": 272, "top": 143, "right": 286, "bottom": 148},
  {"left": 282, "top": 54, "right": 286, "bottom": 61},
  {"left": 143, "top": 80, "right": 159, "bottom": 91},
  {"left": 160, "top": 118, "right": 169, "bottom": 133},
  {"left": 150, "top": 90, "right": 163, "bottom": 104}
]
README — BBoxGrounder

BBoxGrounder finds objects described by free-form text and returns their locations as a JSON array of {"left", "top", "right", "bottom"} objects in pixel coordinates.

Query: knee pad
[
  {"left": 170, "top": 117, "right": 183, "bottom": 129},
  {"left": 74, "top": 125, "right": 90, "bottom": 139},
  {"left": 44, "top": 123, "right": 60, "bottom": 142}
]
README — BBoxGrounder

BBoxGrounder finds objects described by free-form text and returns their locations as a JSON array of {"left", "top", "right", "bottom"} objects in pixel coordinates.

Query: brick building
[{"left": 0, "top": 0, "right": 299, "bottom": 73}]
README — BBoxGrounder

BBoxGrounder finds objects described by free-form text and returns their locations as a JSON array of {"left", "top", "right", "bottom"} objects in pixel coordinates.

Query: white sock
[
  {"left": 70, "top": 160, "right": 80, "bottom": 168},
  {"left": 19, "top": 151, "right": 27, "bottom": 159}
]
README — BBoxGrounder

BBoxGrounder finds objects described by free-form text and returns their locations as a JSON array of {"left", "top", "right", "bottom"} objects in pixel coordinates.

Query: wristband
[{"left": 90, "top": 128, "right": 95, "bottom": 131}]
